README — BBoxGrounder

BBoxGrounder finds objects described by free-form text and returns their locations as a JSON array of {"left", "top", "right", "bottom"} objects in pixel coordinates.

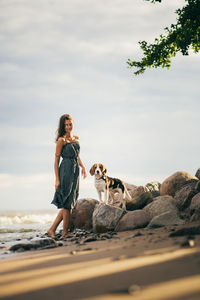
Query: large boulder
[
  {"left": 125, "top": 182, "right": 137, "bottom": 191},
  {"left": 93, "top": 204, "right": 125, "bottom": 233},
  {"left": 115, "top": 210, "right": 150, "bottom": 232},
  {"left": 174, "top": 180, "right": 198, "bottom": 211},
  {"left": 126, "top": 186, "right": 152, "bottom": 210},
  {"left": 145, "top": 181, "right": 161, "bottom": 198},
  {"left": 190, "top": 193, "right": 200, "bottom": 221},
  {"left": 160, "top": 171, "right": 198, "bottom": 197},
  {"left": 195, "top": 168, "right": 200, "bottom": 180},
  {"left": 143, "top": 195, "right": 177, "bottom": 220},
  {"left": 147, "top": 211, "right": 184, "bottom": 228},
  {"left": 190, "top": 193, "right": 200, "bottom": 213},
  {"left": 71, "top": 198, "right": 99, "bottom": 230}
]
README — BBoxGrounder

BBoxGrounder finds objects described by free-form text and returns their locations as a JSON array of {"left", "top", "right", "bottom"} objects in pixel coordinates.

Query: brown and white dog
[{"left": 89, "top": 163, "right": 132, "bottom": 209}]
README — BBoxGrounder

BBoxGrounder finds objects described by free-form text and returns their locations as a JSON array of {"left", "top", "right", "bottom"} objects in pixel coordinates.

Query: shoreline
[{"left": 1, "top": 223, "right": 200, "bottom": 299}]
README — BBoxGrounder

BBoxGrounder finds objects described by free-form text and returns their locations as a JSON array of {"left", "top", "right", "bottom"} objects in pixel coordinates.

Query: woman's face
[{"left": 64, "top": 119, "right": 73, "bottom": 134}]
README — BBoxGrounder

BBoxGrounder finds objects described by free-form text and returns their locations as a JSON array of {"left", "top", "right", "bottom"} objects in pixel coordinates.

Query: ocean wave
[
  {"left": 0, "top": 228, "right": 37, "bottom": 234},
  {"left": 0, "top": 213, "right": 56, "bottom": 225}
]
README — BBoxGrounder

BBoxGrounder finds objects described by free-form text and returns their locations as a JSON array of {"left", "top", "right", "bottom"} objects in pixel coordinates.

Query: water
[{"left": 0, "top": 210, "right": 59, "bottom": 259}]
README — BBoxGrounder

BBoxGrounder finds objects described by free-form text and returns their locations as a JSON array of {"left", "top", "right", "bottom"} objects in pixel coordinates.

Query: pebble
[
  {"left": 84, "top": 237, "right": 97, "bottom": 243},
  {"left": 0, "top": 246, "right": 7, "bottom": 250},
  {"left": 112, "top": 255, "right": 127, "bottom": 261},
  {"left": 181, "top": 238, "right": 195, "bottom": 248},
  {"left": 128, "top": 284, "right": 141, "bottom": 295}
]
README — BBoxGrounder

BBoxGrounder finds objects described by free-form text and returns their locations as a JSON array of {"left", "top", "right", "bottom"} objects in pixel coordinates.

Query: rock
[
  {"left": 180, "top": 238, "right": 195, "bottom": 248},
  {"left": 101, "top": 234, "right": 112, "bottom": 239},
  {"left": 145, "top": 181, "right": 161, "bottom": 198},
  {"left": 190, "top": 212, "right": 200, "bottom": 221},
  {"left": 195, "top": 168, "right": 200, "bottom": 179},
  {"left": 169, "top": 225, "right": 200, "bottom": 237},
  {"left": 160, "top": 171, "right": 198, "bottom": 197},
  {"left": 115, "top": 210, "right": 150, "bottom": 232},
  {"left": 9, "top": 238, "right": 57, "bottom": 252},
  {"left": 84, "top": 237, "right": 97, "bottom": 243},
  {"left": 126, "top": 186, "right": 152, "bottom": 210},
  {"left": 71, "top": 198, "right": 99, "bottom": 230},
  {"left": 112, "top": 255, "right": 127, "bottom": 261},
  {"left": 30, "top": 237, "right": 57, "bottom": 247},
  {"left": 144, "top": 195, "right": 177, "bottom": 220},
  {"left": 190, "top": 191, "right": 200, "bottom": 214},
  {"left": 125, "top": 182, "right": 137, "bottom": 191},
  {"left": 93, "top": 204, "right": 125, "bottom": 233},
  {"left": 147, "top": 211, "right": 184, "bottom": 228},
  {"left": 174, "top": 180, "right": 198, "bottom": 211},
  {"left": 195, "top": 181, "right": 200, "bottom": 192},
  {"left": 190, "top": 193, "right": 200, "bottom": 221}
]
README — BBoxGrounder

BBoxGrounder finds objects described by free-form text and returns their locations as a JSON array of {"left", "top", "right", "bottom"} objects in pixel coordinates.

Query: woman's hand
[
  {"left": 55, "top": 179, "right": 60, "bottom": 190},
  {"left": 78, "top": 155, "right": 87, "bottom": 179},
  {"left": 81, "top": 167, "right": 87, "bottom": 179}
]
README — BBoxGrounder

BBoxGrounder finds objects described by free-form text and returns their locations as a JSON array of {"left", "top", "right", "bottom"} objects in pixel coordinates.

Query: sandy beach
[{"left": 0, "top": 222, "right": 200, "bottom": 300}]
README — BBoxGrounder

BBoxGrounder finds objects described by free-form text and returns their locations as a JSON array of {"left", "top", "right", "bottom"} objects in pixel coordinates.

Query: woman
[{"left": 47, "top": 114, "right": 87, "bottom": 238}]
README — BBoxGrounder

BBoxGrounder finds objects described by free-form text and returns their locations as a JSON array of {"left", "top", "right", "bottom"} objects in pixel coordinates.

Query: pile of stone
[
  {"left": 71, "top": 168, "right": 200, "bottom": 233},
  {"left": 9, "top": 168, "right": 200, "bottom": 252}
]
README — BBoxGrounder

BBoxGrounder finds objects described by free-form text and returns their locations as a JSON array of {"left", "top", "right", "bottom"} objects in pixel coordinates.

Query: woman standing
[{"left": 48, "top": 114, "right": 87, "bottom": 238}]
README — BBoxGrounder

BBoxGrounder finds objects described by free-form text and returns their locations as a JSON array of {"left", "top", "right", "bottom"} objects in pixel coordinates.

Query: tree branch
[{"left": 127, "top": 0, "right": 200, "bottom": 75}]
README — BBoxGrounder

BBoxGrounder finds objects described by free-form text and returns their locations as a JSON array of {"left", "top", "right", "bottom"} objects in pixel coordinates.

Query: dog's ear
[
  {"left": 89, "top": 164, "right": 97, "bottom": 176},
  {"left": 100, "top": 164, "right": 107, "bottom": 174}
]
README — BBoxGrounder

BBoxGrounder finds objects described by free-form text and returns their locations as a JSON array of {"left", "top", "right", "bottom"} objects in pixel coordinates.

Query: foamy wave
[
  {"left": 0, "top": 213, "right": 56, "bottom": 225},
  {"left": 0, "top": 228, "right": 37, "bottom": 233}
]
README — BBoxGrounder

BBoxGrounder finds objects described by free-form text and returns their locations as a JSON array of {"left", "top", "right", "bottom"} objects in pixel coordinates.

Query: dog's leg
[
  {"left": 119, "top": 189, "right": 126, "bottom": 210},
  {"left": 122, "top": 192, "right": 127, "bottom": 210},
  {"left": 104, "top": 188, "right": 109, "bottom": 205},
  {"left": 109, "top": 191, "right": 115, "bottom": 205},
  {"left": 97, "top": 190, "right": 103, "bottom": 203},
  {"left": 124, "top": 185, "right": 132, "bottom": 201}
]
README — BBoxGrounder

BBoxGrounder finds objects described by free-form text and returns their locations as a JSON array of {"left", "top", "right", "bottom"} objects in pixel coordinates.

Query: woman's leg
[
  {"left": 62, "top": 209, "right": 72, "bottom": 237},
  {"left": 47, "top": 209, "right": 63, "bottom": 238}
]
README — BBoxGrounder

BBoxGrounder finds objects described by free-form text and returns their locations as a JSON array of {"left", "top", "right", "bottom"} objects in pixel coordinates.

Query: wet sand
[{"left": 0, "top": 224, "right": 200, "bottom": 300}]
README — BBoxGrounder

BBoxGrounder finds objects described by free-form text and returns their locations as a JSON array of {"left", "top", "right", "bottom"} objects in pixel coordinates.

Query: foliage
[{"left": 127, "top": 0, "right": 200, "bottom": 75}]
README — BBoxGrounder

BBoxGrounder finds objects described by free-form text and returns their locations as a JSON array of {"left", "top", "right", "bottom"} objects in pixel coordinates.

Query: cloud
[{"left": 0, "top": 0, "right": 185, "bottom": 61}]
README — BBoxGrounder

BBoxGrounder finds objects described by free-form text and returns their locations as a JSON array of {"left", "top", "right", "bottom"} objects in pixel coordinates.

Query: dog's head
[{"left": 89, "top": 163, "right": 107, "bottom": 177}]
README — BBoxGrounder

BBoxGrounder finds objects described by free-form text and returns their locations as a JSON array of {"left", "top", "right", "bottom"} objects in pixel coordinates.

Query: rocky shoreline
[
  {"left": 71, "top": 169, "right": 200, "bottom": 233},
  {"left": 7, "top": 168, "right": 200, "bottom": 254}
]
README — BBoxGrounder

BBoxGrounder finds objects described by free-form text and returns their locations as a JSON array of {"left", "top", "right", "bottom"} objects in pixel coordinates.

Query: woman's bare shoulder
[{"left": 57, "top": 137, "right": 65, "bottom": 143}]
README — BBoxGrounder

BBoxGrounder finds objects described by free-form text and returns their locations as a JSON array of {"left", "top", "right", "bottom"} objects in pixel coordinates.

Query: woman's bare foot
[
  {"left": 62, "top": 231, "right": 73, "bottom": 238},
  {"left": 47, "top": 229, "right": 56, "bottom": 238}
]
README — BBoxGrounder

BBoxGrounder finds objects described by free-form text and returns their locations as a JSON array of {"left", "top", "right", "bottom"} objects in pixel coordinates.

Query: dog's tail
[{"left": 123, "top": 184, "right": 132, "bottom": 200}]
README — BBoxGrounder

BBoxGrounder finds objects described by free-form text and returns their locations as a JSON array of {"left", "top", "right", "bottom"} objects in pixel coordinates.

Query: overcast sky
[{"left": 0, "top": 0, "right": 199, "bottom": 211}]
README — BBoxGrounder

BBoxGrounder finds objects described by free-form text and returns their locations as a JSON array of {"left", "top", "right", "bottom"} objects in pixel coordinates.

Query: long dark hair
[{"left": 55, "top": 114, "right": 73, "bottom": 142}]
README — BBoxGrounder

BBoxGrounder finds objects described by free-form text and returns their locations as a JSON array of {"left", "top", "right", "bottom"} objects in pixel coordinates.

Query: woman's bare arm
[
  {"left": 54, "top": 138, "right": 64, "bottom": 189},
  {"left": 78, "top": 155, "right": 87, "bottom": 179}
]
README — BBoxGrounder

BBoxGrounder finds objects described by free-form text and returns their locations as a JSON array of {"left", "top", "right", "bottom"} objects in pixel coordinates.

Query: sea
[{"left": 0, "top": 210, "right": 60, "bottom": 259}]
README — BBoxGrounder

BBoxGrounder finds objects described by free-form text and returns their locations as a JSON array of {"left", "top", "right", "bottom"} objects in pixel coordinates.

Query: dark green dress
[{"left": 51, "top": 141, "right": 80, "bottom": 209}]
